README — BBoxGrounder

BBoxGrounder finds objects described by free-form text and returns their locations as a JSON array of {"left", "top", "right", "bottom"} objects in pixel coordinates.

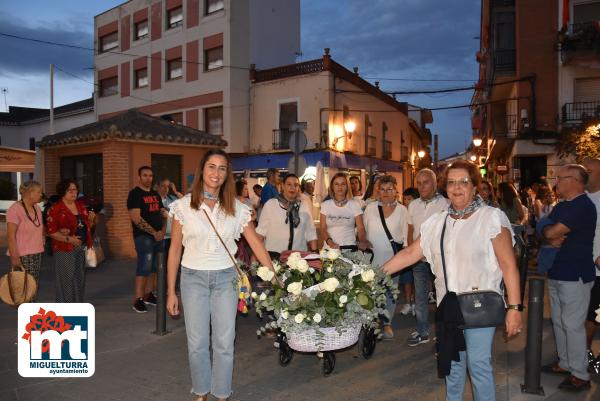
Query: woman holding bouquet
[
  {"left": 382, "top": 160, "right": 522, "bottom": 401},
  {"left": 256, "top": 173, "right": 318, "bottom": 258},
  {"left": 166, "top": 149, "right": 273, "bottom": 401},
  {"left": 320, "top": 172, "right": 370, "bottom": 251}
]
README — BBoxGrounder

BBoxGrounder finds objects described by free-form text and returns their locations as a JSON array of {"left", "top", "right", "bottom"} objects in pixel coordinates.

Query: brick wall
[{"left": 102, "top": 141, "right": 136, "bottom": 258}]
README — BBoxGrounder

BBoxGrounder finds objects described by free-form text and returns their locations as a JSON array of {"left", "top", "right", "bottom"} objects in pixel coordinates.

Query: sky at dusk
[{"left": 0, "top": 0, "right": 481, "bottom": 158}]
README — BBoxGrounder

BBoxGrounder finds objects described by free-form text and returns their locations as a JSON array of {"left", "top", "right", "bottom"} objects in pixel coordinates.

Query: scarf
[
  {"left": 448, "top": 195, "right": 485, "bottom": 218},
  {"left": 277, "top": 194, "right": 301, "bottom": 228}
]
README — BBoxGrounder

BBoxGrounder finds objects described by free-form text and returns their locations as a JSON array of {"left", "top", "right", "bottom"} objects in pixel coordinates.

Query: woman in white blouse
[
  {"left": 256, "top": 173, "right": 318, "bottom": 258},
  {"left": 320, "top": 172, "right": 370, "bottom": 250},
  {"left": 363, "top": 175, "right": 408, "bottom": 339},
  {"left": 382, "top": 160, "right": 522, "bottom": 401},
  {"left": 166, "top": 149, "right": 273, "bottom": 401}
]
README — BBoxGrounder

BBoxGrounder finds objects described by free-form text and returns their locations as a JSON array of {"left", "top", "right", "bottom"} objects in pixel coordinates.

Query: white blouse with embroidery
[
  {"left": 169, "top": 194, "right": 252, "bottom": 270},
  {"left": 419, "top": 206, "right": 515, "bottom": 305}
]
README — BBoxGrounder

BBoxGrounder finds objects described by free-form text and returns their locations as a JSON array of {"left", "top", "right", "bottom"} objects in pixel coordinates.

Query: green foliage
[{"left": 556, "top": 123, "right": 600, "bottom": 163}]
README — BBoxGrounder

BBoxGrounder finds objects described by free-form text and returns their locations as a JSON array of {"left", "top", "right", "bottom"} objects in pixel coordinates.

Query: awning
[
  {"left": 0, "top": 146, "right": 36, "bottom": 173},
  {"left": 231, "top": 150, "right": 404, "bottom": 173}
]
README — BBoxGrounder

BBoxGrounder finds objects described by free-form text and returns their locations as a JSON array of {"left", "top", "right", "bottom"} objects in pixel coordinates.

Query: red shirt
[{"left": 46, "top": 199, "right": 93, "bottom": 252}]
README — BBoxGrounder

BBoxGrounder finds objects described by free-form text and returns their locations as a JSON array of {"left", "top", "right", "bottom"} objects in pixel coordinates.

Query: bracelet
[{"left": 506, "top": 304, "right": 524, "bottom": 311}]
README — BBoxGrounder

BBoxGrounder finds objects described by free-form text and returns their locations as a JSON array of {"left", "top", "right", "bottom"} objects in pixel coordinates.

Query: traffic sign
[{"left": 287, "top": 155, "right": 308, "bottom": 176}]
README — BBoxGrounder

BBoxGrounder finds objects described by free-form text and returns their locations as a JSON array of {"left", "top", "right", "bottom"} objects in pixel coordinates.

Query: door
[{"left": 517, "top": 156, "right": 547, "bottom": 187}]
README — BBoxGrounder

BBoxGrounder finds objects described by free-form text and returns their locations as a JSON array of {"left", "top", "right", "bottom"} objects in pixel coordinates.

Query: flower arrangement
[{"left": 252, "top": 249, "right": 398, "bottom": 340}]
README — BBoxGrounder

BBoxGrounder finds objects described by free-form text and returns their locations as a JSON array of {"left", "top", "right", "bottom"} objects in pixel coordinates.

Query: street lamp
[
  {"left": 417, "top": 150, "right": 426, "bottom": 158},
  {"left": 470, "top": 155, "right": 477, "bottom": 162},
  {"left": 344, "top": 119, "right": 356, "bottom": 139},
  {"left": 473, "top": 137, "right": 482, "bottom": 147}
]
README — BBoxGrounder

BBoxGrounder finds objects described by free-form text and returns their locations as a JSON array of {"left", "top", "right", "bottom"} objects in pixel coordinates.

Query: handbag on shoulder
[
  {"left": 377, "top": 205, "right": 403, "bottom": 254},
  {"left": 440, "top": 215, "right": 505, "bottom": 329}
]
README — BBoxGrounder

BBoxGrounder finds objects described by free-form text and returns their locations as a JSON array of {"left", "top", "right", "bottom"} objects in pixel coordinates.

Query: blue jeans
[
  {"left": 133, "top": 235, "right": 164, "bottom": 277},
  {"left": 413, "top": 261, "right": 431, "bottom": 336},
  {"left": 446, "top": 327, "right": 496, "bottom": 401},
  {"left": 383, "top": 273, "right": 400, "bottom": 325},
  {"left": 180, "top": 266, "right": 238, "bottom": 399}
]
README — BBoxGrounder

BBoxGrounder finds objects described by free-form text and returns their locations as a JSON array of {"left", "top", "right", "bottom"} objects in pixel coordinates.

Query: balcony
[
  {"left": 383, "top": 140, "right": 392, "bottom": 160},
  {"left": 493, "top": 114, "right": 519, "bottom": 138},
  {"left": 272, "top": 128, "right": 290, "bottom": 150},
  {"left": 494, "top": 49, "right": 516, "bottom": 73},
  {"left": 562, "top": 101, "right": 600, "bottom": 124},
  {"left": 559, "top": 22, "right": 600, "bottom": 65}
]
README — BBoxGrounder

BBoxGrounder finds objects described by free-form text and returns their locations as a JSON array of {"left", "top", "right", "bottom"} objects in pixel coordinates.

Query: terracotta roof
[
  {"left": 0, "top": 97, "right": 94, "bottom": 124},
  {"left": 251, "top": 55, "right": 408, "bottom": 115},
  {"left": 38, "top": 109, "right": 227, "bottom": 148}
]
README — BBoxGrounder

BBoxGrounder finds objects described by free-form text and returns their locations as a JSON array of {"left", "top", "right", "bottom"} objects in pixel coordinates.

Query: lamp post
[
  {"left": 417, "top": 150, "right": 426, "bottom": 158},
  {"left": 344, "top": 119, "right": 356, "bottom": 137},
  {"left": 473, "top": 137, "right": 482, "bottom": 147}
]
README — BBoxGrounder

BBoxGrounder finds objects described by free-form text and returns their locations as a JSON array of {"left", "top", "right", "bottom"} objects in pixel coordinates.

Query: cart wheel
[
  {"left": 321, "top": 352, "right": 336, "bottom": 376},
  {"left": 278, "top": 341, "right": 294, "bottom": 366},
  {"left": 358, "top": 327, "right": 377, "bottom": 359}
]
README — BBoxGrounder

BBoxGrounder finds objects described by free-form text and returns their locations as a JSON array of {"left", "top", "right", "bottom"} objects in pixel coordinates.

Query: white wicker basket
[{"left": 286, "top": 325, "right": 362, "bottom": 352}]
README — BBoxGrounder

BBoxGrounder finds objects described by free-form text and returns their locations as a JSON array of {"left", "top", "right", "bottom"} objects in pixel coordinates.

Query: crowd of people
[{"left": 4, "top": 155, "right": 599, "bottom": 401}]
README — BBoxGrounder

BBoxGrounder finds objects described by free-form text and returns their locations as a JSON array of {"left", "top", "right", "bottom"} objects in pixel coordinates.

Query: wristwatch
[{"left": 506, "top": 304, "right": 524, "bottom": 311}]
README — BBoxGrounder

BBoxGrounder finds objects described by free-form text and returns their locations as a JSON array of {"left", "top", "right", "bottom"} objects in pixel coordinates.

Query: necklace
[
  {"left": 333, "top": 198, "right": 348, "bottom": 207},
  {"left": 21, "top": 200, "right": 41, "bottom": 227},
  {"left": 379, "top": 201, "right": 396, "bottom": 207},
  {"left": 203, "top": 190, "right": 219, "bottom": 201}
]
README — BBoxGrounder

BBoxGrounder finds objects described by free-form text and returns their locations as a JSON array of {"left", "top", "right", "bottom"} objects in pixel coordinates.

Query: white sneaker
[
  {"left": 399, "top": 303, "right": 413, "bottom": 315},
  {"left": 428, "top": 292, "right": 436, "bottom": 304}
]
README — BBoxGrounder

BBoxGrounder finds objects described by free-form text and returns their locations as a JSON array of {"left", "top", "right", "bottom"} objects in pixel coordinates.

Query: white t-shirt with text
[{"left": 320, "top": 199, "right": 363, "bottom": 246}]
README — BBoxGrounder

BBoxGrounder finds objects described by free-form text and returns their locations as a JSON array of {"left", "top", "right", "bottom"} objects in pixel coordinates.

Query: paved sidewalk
[{"left": 0, "top": 249, "right": 598, "bottom": 400}]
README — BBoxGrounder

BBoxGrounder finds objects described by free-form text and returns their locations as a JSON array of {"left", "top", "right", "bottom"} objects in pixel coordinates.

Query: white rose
[
  {"left": 319, "top": 249, "right": 328, "bottom": 258},
  {"left": 294, "top": 313, "right": 304, "bottom": 323},
  {"left": 281, "top": 310, "right": 289, "bottom": 319},
  {"left": 361, "top": 269, "right": 375, "bottom": 282},
  {"left": 322, "top": 277, "right": 339, "bottom": 292},
  {"left": 296, "top": 259, "right": 309, "bottom": 273},
  {"left": 287, "top": 281, "right": 303, "bottom": 296},
  {"left": 339, "top": 295, "right": 348, "bottom": 304},
  {"left": 259, "top": 292, "right": 267, "bottom": 301},
  {"left": 287, "top": 257, "right": 299, "bottom": 269},
  {"left": 313, "top": 313, "right": 322, "bottom": 323},
  {"left": 272, "top": 261, "right": 282, "bottom": 273},
  {"left": 257, "top": 266, "right": 274, "bottom": 282},
  {"left": 327, "top": 267, "right": 333, "bottom": 273},
  {"left": 251, "top": 292, "right": 257, "bottom": 299},
  {"left": 326, "top": 249, "right": 341, "bottom": 260}
]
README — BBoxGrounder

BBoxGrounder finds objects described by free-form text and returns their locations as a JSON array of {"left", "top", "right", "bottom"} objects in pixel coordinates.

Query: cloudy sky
[{"left": 0, "top": 0, "right": 480, "bottom": 158}]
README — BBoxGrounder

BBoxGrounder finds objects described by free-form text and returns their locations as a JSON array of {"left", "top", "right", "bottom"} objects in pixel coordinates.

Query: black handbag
[
  {"left": 440, "top": 215, "right": 506, "bottom": 329},
  {"left": 378, "top": 205, "right": 403, "bottom": 254}
]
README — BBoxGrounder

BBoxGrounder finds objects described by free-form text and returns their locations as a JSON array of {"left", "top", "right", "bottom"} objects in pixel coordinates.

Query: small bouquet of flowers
[{"left": 252, "top": 249, "right": 398, "bottom": 351}]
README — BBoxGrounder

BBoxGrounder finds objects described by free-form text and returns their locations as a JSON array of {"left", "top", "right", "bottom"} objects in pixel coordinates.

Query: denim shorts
[{"left": 134, "top": 235, "right": 165, "bottom": 277}]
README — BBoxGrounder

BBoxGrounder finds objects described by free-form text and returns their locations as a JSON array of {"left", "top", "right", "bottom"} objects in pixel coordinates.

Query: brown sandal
[{"left": 541, "top": 363, "right": 570, "bottom": 375}]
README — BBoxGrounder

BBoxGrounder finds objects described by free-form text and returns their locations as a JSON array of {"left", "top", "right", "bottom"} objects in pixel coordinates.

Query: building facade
[
  {"left": 94, "top": 0, "right": 300, "bottom": 153},
  {"left": 239, "top": 50, "right": 432, "bottom": 194},
  {"left": 472, "top": 0, "right": 560, "bottom": 187}
]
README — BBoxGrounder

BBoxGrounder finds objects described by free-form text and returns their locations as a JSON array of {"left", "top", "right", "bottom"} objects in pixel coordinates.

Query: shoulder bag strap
[
  {"left": 439, "top": 214, "right": 450, "bottom": 292},
  {"left": 378, "top": 205, "right": 396, "bottom": 250},
  {"left": 202, "top": 209, "right": 243, "bottom": 279},
  {"left": 287, "top": 215, "right": 294, "bottom": 250}
]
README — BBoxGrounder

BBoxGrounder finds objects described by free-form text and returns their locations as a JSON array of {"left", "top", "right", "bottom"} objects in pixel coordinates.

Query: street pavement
[{"left": 0, "top": 234, "right": 598, "bottom": 400}]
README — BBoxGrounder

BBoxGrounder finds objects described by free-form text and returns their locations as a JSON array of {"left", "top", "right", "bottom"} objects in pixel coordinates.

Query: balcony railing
[
  {"left": 272, "top": 128, "right": 290, "bottom": 150},
  {"left": 493, "top": 114, "right": 519, "bottom": 138},
  {"left": 562, "top": 101, "right": 600, "bottom": 123},
  {"left": 366, "top": 135, "right": 376, "bottom": 156},
  {"left": 559, "top": 22, "right": 600, "bottom": 63},
  {"left": 494, "top": 49, "right": 516, "bottom": 72},
  {"left": 383, "top": 140, "right": 392, "bottom": 159},
  {"left": 253, "top": 59, "right": 325, "bottom": 83}
]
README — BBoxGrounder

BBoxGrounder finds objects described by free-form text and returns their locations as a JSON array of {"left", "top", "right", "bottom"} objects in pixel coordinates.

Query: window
[
  {"left": 60, "top": 154, "right": 103, "bottom": 200},
  {"left": 99, "top": 31, "right": 118, "bottom": 53},
  {"left": 205, "top": 46, "right": 223, "bottom": 70},
  {"left": 99, "top": 76, "right": 118, "bottom": 97},
  {"left": 167, "top": 7, "right": 183, "bottom": 29},
  {"left": 170, "top": 112, "right": 184, "bottom": 125},
  {"left": 205, "top": 106, "right": 223, "bottom": 136},
  {"left": 573, "top": 2, "right": 600, "bottom": 24},
  {"left": 151, "top": 154, "right": 182, "bottom": 192},
  {"left": 167, "top": 58, "right": 183, "bottom": 80},
  {"left": 134, "top": 68, "right": 148, "bottom": 88},
  {"left": 206, "top": 0, "right": 224, "bottom": 14},
  {"left": 134, "top": 20, "right": 148, "bottom": 40}
]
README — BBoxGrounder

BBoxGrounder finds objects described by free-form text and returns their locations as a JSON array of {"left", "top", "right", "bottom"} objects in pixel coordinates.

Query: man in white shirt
[
  {"left": 406, "top": 168, "right": 450, "bottom": 346},
  {"left": 584, "top": 158, "right": 600, "bottom": 373}
]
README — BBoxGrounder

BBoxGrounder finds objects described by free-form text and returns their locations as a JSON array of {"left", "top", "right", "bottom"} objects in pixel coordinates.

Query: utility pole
[
  {"left": 1, "top": 88, "right": 7, "bottom": 112},
  {"left": 434, "top": 134, "right": 439, "bottom": 171},
  {"left": 50, "top": 64, "right": 55, "bottom": 136}
]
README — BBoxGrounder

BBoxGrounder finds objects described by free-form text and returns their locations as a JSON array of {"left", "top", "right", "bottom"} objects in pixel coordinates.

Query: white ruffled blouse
[
  {"left": 419, "top": 206, "right": 515, "bottom": 305},
  {"left": 169, "top": 194, "right": 252, "bottom": 270}
]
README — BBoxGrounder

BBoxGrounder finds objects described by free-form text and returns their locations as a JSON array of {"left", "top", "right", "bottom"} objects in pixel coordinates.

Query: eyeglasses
[
  {"left": 446, "top": 178, "right": 471, "bottom": 188},
  {"left": 379, "top": 187, "right": 396, "bottom": 193},
  {"left": 556, "top": 175, "right": 578, "bottom": 181}
]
